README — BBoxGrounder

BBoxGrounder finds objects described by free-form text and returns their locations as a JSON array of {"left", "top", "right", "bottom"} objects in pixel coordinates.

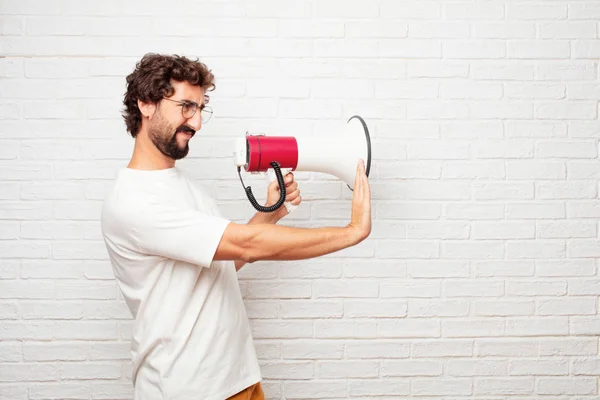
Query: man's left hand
[
  {"left": 236, "top": 172, "right": 302, "bottom": 270},
  {"left": 265, "top": 171, "right": 302, "bottom": 220}
]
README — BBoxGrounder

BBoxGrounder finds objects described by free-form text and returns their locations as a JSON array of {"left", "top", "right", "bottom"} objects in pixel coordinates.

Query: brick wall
[{"left": 1, "top": 1, "right": 599, "bottom": 399}]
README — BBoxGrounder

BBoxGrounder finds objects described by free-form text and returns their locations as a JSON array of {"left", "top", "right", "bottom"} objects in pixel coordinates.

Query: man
[{"left": 100, "top": 53, "right": 371, "bottom": 400}]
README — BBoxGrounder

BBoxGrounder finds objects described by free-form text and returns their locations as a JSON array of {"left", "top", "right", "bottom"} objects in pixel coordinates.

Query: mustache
[{"left": 176, "top": 126, "right": 195, "bottom": 136}]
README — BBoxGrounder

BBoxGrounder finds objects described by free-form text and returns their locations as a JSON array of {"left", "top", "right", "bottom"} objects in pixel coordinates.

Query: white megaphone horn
[{"left": 233, "top": 115, "right": 372, "bottom": 213}]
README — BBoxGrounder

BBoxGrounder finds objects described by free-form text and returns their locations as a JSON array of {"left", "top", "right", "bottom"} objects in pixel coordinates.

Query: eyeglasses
[{"left": 162, "top": 97, "right": 213, "bottom": 123}]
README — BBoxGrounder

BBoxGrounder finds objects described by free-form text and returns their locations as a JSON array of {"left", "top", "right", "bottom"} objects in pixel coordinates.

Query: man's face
[{"left": 148, "top": 80, "right": 206, "bottom": 160}]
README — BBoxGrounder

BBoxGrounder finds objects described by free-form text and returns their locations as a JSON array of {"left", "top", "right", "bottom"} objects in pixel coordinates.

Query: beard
[{"left": 147, "top": 112, "right": 194, "bottom": 160}]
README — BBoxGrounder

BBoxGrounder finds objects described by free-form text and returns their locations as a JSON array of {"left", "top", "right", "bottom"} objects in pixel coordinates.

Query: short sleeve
[{"left": 128, "top": 202, "right": 231, "bottom": 268}]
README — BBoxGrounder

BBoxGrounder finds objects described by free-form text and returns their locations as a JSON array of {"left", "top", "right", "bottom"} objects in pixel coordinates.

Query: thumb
[{"left": 268, "top": 179, "right": 281, "bottom": 192}]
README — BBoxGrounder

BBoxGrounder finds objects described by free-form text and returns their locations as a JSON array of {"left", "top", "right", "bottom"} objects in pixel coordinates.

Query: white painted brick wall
[{"left": 1, "top": 0, "right": 599, "bottom": 399}]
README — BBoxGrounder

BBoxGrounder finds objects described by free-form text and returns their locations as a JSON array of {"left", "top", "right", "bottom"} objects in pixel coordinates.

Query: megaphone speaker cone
[{"left": 294, "top": 115, "right": 371, "bottom": 190}]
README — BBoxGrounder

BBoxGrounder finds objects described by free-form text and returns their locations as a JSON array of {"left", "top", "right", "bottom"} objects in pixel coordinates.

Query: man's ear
[{"left": 137, "top": 99, "right": 157, "bottom": 120}]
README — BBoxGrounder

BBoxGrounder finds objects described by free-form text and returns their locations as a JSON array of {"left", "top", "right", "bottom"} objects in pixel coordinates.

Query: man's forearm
[{"left": 241, "top": 224, "right": 361, "bottom": 263}]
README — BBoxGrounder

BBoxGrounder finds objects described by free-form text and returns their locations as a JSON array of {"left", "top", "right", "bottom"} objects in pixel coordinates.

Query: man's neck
[{"left": 127, "top": 132, "right": 175, "bottom": 170}]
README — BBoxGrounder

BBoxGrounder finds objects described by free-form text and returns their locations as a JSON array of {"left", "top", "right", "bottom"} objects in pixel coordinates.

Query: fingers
[
  {"left": 285, "top": 172, "right": 294, "bottom": 186},
  {"left": 268, "top": 172, "right": 295, "bottom": 191},
  {"left": 361, "top": 161, "right": 370, "bottom": 195},
  {"left": 269, "top": 172, "right": 295, "bottom": 188},
  {"left": 353, "top": 159, "right": 362, "bottom": 191},
  {"left": 286, "top": 188, "right": 301, "bottom": 203},
  {"left": 354, "top": 159, "right": 364, "bottom": 199},
  {"left": 289, "top": 194, "right": 302, "bottom": 206}
]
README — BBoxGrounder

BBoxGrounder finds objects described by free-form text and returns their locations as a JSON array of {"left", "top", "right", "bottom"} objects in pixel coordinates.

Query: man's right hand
[{"left": 348, "top": 159, "right": 372, "bottom": 243}]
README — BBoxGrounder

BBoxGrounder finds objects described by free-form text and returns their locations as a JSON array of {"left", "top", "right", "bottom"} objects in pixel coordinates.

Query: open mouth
[{"left": 177, "top": 127, "right": 195, "bottom": 138}]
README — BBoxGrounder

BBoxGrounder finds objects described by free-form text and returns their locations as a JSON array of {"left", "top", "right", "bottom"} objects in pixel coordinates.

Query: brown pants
[{"left": 226, "top": 382, "right": 265, "bottom": 400}]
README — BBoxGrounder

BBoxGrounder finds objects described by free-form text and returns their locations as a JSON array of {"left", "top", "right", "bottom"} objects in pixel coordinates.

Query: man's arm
[
  {"left": 219, "top": 222, "right": 366, "bottom": 264},
  {"left": 222, "top": 159, "right": 370, "bottom": 266}
]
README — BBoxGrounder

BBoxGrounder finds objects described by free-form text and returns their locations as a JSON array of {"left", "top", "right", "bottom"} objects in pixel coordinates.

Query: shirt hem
[
  {"left": 218, "top": 374, "right": 262, "bottom": 400},
  {"left": 167, "top": 372, "right": 262, "bottom": 400}
]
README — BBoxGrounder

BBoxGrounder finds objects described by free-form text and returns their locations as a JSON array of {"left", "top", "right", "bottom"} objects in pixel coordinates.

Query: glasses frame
[{"left": 162, "top": 97, "right": 213, "bottom": 124}]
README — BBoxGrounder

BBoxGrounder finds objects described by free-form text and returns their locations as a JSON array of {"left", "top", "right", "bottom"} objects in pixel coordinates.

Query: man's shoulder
[{"left": 100, "top": 173, "right": 154, "bottom": 228}]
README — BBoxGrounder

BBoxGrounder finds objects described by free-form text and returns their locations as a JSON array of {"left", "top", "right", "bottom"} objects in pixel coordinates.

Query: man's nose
[{"left": 188, "top": 110, "right": 202, "bottom": 131}]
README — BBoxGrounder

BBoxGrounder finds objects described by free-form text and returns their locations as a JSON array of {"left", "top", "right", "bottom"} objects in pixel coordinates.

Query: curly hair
[{"left": 122, "top": 53, "right": 215, "bottom": 137}]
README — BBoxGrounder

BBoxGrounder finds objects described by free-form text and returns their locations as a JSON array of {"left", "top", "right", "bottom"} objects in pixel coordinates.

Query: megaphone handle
[{"left": 267, "top": 167, "right": 297, "bottom": 214}]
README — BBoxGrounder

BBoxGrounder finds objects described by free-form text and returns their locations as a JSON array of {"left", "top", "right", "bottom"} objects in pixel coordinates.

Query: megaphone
[{"left": 234, "top": 115, "right": 372, "bottom": 213}]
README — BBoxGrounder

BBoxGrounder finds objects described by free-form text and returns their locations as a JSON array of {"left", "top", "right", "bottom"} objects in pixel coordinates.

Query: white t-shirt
[{"left": 100, "top": 166, "right": 261, "bottom": 400}]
